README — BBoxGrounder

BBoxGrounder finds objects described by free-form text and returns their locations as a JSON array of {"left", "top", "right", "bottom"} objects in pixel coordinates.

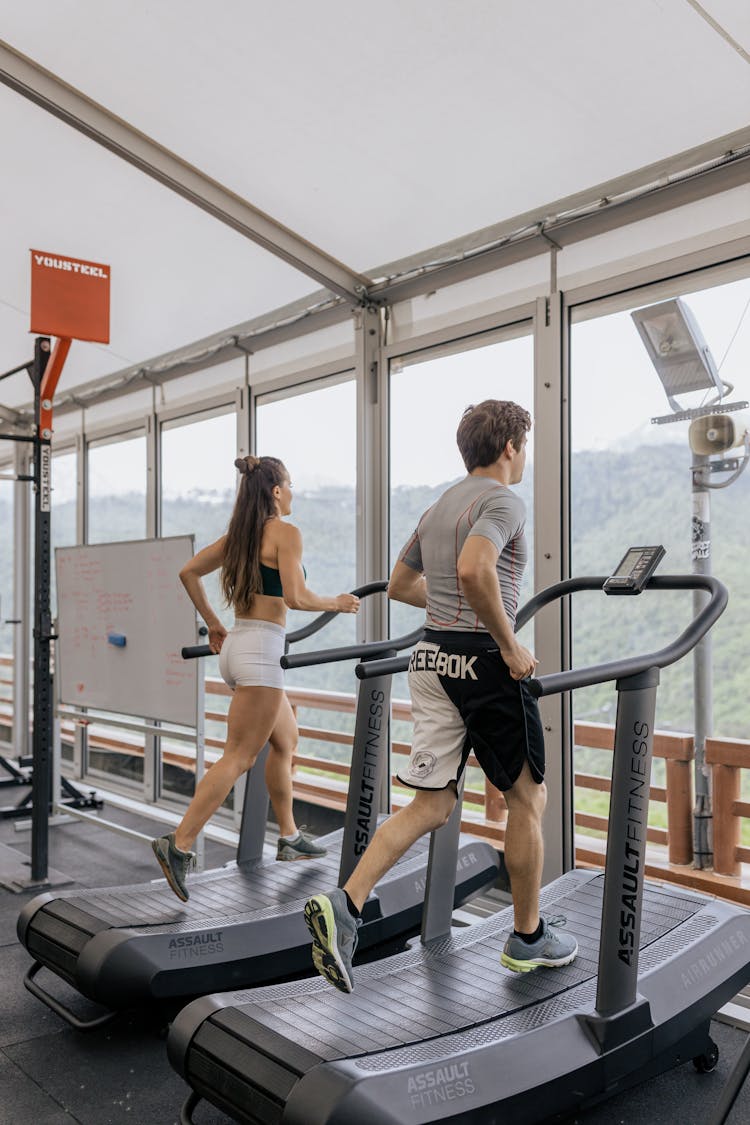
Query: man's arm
[
  {"left": 387, "top": 560, "right": 427, "bottom": 608},
  {"left": 456, "top": 536, "right": 536, "bottom": 680}
]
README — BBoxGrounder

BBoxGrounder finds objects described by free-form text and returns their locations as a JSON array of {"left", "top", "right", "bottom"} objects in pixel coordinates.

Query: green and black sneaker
[
  {"left": 500, "top": 914, "right": 578, "bottom": 973},
  {"left": 151, "top": 833, "right": 196, "bottom": 902},
  {"left": 277, "top": 827, "right": 328, "bottom": 861},
  {"left": 304, "top": 888, "right": 361, "bottom": 994}
]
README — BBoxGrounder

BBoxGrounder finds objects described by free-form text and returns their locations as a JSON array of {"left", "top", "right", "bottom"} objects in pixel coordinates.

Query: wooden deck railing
[{"left": 1, "top": 655, "right": 748, "bottom": 903}]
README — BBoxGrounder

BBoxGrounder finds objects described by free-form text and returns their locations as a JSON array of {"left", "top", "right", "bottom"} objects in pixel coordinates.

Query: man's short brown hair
[{"left": 456, "top": 400, "right": 531, "bottom": 472}]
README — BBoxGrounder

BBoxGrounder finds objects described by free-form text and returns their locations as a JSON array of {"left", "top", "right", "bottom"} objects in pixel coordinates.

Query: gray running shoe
[
  {"left": 501, "top": 914, "right": 578, "bottom": 973},
  {"left": 151, "top": 833, "right": 196, "bottom": 902},
  {"left": 304, "top": 888, "right": 361, "bottom": 994},
  {"left": 277, "top": 827, "right": 328, "bottom": 862}
]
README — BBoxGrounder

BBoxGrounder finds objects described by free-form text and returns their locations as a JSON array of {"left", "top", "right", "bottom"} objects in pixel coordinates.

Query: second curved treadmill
[{"left": 17, "top": 585, "right": 499, "bottom": 1024}]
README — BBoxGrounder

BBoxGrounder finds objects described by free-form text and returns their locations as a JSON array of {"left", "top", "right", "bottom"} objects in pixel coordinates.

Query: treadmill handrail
[
  {"left": 285, "top": 580, "right": 388, "bottom": 647},
  {"left": 355, "top": 574, "right": 728, "bottom": 695},
  {"left": 181, "top": 580, "right": 388, "bottom": 659},
  {"left": 282, "top": 624, "right": 424, "bottom": 670}
]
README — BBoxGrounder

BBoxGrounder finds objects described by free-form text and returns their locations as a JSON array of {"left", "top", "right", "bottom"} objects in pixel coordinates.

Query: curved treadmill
[
  {"left": 169, "top": 574, "right": 750, "bottom": 1125},
  {"left": 17, "top": 584, "right": 500, "bottom": 1025}
]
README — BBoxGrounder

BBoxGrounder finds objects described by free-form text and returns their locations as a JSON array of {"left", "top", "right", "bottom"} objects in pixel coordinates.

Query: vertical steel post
[
  {"left": 30, "top": 337, "right": 52, "bottom": 882},
  {"left": 533, "top": 292, "right": 572, "bottom": 882},
  {"left": 355, "top": 306, "right": 387, "bottom": 635},
  {"left": 12, "top": 440, "right": 31, "bottom": 763},
  {"left": 595, "top": 667, "right": 659, "bottom": 1017},
  {"left": 144, "top": 413, "right": 160, "bottom": 804},
  {"left": 691, "top": 456, "right": 713, "bottom": 869},
  {"left": 355, "top": 304, "right": 389, "bottom": 813},
  {"left": 73, "top": 430, "right": 87, "bottom": 778}
]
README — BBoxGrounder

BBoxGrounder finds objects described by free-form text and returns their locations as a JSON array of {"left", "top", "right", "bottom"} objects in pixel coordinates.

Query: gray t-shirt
[{"left": 398, "top": 475, "right": 527, "bottom": 631}]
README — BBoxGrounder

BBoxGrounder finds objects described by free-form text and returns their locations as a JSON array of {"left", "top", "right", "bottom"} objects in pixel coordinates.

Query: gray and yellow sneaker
[
  {"left": 277, "top": 827, "right": 328, "bottom": 861},
  {"left": 304, "top": 888, "right": 361, "bottom": 993},
  {"left": 151, "top": 833, "right": 196, "bottom": 902},
  {"left": 501, "top": 914, "right": 578, "bottom": 973}
]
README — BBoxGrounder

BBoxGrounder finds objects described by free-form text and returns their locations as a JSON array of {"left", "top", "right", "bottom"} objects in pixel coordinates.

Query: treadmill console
[{"left": 603, "top": 545, "right": 665, "bottom": 595}]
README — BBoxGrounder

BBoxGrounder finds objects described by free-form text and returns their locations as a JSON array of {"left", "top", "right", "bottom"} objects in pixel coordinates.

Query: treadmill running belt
[{"left": 209, "top": 874, "right": 705, "bottom": 1062}]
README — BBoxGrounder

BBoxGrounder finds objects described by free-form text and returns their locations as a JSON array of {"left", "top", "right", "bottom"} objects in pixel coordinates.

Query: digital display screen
[{"left": 614, "top": 548, "right": 644, "bottom": 577}]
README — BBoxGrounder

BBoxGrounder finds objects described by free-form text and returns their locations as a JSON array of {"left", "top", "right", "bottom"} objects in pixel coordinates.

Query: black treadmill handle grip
[
  {"left": 181, "top": 644, "right": 213, "bottom": 659},
  {"left": 180, "top": 1091, "right": 203, "bottom": 1125},
  {"left": 357, "top": 653, "right": 409, "bottom": 679},
  {"left": 283, "top": 625, "right": 422, "bottom": 670},
  {"left": 23, "top": 960, "right": 117, "bottom": 1031}
]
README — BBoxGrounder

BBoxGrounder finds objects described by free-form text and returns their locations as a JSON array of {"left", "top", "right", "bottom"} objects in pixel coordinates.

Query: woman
[{"left": 152, "top": 454, "right": 359, "bottom": 902}]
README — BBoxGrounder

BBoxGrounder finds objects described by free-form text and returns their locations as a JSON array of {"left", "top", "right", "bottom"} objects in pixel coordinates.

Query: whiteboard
[{"left": 55, "top": 536, "right": 199, "bottom": 726}]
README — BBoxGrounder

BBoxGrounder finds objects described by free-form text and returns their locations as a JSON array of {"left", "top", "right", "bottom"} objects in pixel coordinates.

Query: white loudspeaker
[{"left": 688, "top": 412, "right": 750, "bottom": 455}]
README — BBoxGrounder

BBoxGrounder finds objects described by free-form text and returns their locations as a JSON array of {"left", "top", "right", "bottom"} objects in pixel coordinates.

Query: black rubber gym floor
[{"left": 1, "top": 796, "right": 749, "bottom": 1125}]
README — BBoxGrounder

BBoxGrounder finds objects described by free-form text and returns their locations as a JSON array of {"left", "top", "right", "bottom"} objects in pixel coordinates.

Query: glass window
[
  {"left": 389, "top": 331, "right": 534, "bottom": 805},
  {"left": 569, "top": 275, "right": 750, "bottom": 853},
  {"left": 256, "top": 379, "right": 358, "bottom": 666},
  {"left": 160, "top": 409, "right": 237, "bottom": 802},
  {"left": 389, "top": 331, "right": 535, "bottom": 647},
  {"left": 256, "top": 378, "right": 358, "bottom": 800},
  {"left": 87, "top": 432, "right": 147, "bottom": 544}
]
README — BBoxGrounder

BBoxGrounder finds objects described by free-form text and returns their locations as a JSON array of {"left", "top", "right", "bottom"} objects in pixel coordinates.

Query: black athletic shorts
[{"left": 397, "top": 629, "right": 545, "bottom": 792}]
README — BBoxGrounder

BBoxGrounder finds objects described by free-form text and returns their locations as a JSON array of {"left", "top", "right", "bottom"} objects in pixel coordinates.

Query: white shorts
[{"left": 218, "top": 619, "right": 286, "bottom": 690}]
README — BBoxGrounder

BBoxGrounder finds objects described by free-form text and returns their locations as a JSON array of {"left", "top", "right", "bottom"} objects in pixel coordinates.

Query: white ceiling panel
[
  {"left": 0, "top": 85, "right": 315, "bottom": 407},
  {"left": 0, "top": 0, "right": 749, "bottom": 403},
  {"left": 1, "top": 0, "right": 747, "bottom": 270}
]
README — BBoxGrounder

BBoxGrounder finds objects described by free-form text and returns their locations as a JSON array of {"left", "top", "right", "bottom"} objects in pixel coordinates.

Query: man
[{"left": 304, "top": 399, "right": 578, "bottom": 993}]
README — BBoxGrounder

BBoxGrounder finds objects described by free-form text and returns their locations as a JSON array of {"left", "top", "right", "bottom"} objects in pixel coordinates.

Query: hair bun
[{"left": 235, "top": 455, "right": 261, "bottom": 475}]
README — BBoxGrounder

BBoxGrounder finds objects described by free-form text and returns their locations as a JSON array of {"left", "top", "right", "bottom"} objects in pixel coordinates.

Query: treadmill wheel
[{"left": 693, "top": 1040, "right": 719, "bottom": 1073}]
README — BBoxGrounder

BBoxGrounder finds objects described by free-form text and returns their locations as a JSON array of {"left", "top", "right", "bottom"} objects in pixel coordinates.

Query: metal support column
[
  {"left": 355, "top": 305, "right": 390, "bottom": 814},
  {"left": 72, "top": 430, "right": 87, "bottom": 777},
  {"left": 533, "top": 292, "right": 572, "bottom": 880},
  {"left": 143, "top": 412, "right": 160, "bottom": 803},
  {"left": 12, "top": 440, "right": 31, "bottom": 762},
  {"left": 30, "top": 337, "right": 52, "bottom": 882},
  {"left": 691, "top": 455, "right": 713, "bottom": 869}
]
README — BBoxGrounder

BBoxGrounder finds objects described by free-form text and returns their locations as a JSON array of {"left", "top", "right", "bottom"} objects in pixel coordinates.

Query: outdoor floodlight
[{"left": 631, "top": 297, "right": 723, "bottom": 412}]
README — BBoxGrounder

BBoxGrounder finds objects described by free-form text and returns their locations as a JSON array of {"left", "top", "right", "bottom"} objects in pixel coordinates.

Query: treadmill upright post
[
  {"left": 337, "top": 657, "right": 395, "bottom": 888},
  {"left": 594, "top": 666, "right": 659, "bottom": 1018},
  {"left": 420, "top": 778, "right": 465, "bottom": 944},
  {"left": 236, "top": 743, "right": 271, "bottom": 865}
]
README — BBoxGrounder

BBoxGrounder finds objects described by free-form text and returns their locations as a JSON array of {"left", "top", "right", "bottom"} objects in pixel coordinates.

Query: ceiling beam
[
  {"left": 0, "top": 39, "right": 370, "bottom": 303},
  {"left": 12, "top": 297, "right": 354, "bottom": 421},
  {"left": 369, "top": 130, "right": 750, "bottom": 304}
]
